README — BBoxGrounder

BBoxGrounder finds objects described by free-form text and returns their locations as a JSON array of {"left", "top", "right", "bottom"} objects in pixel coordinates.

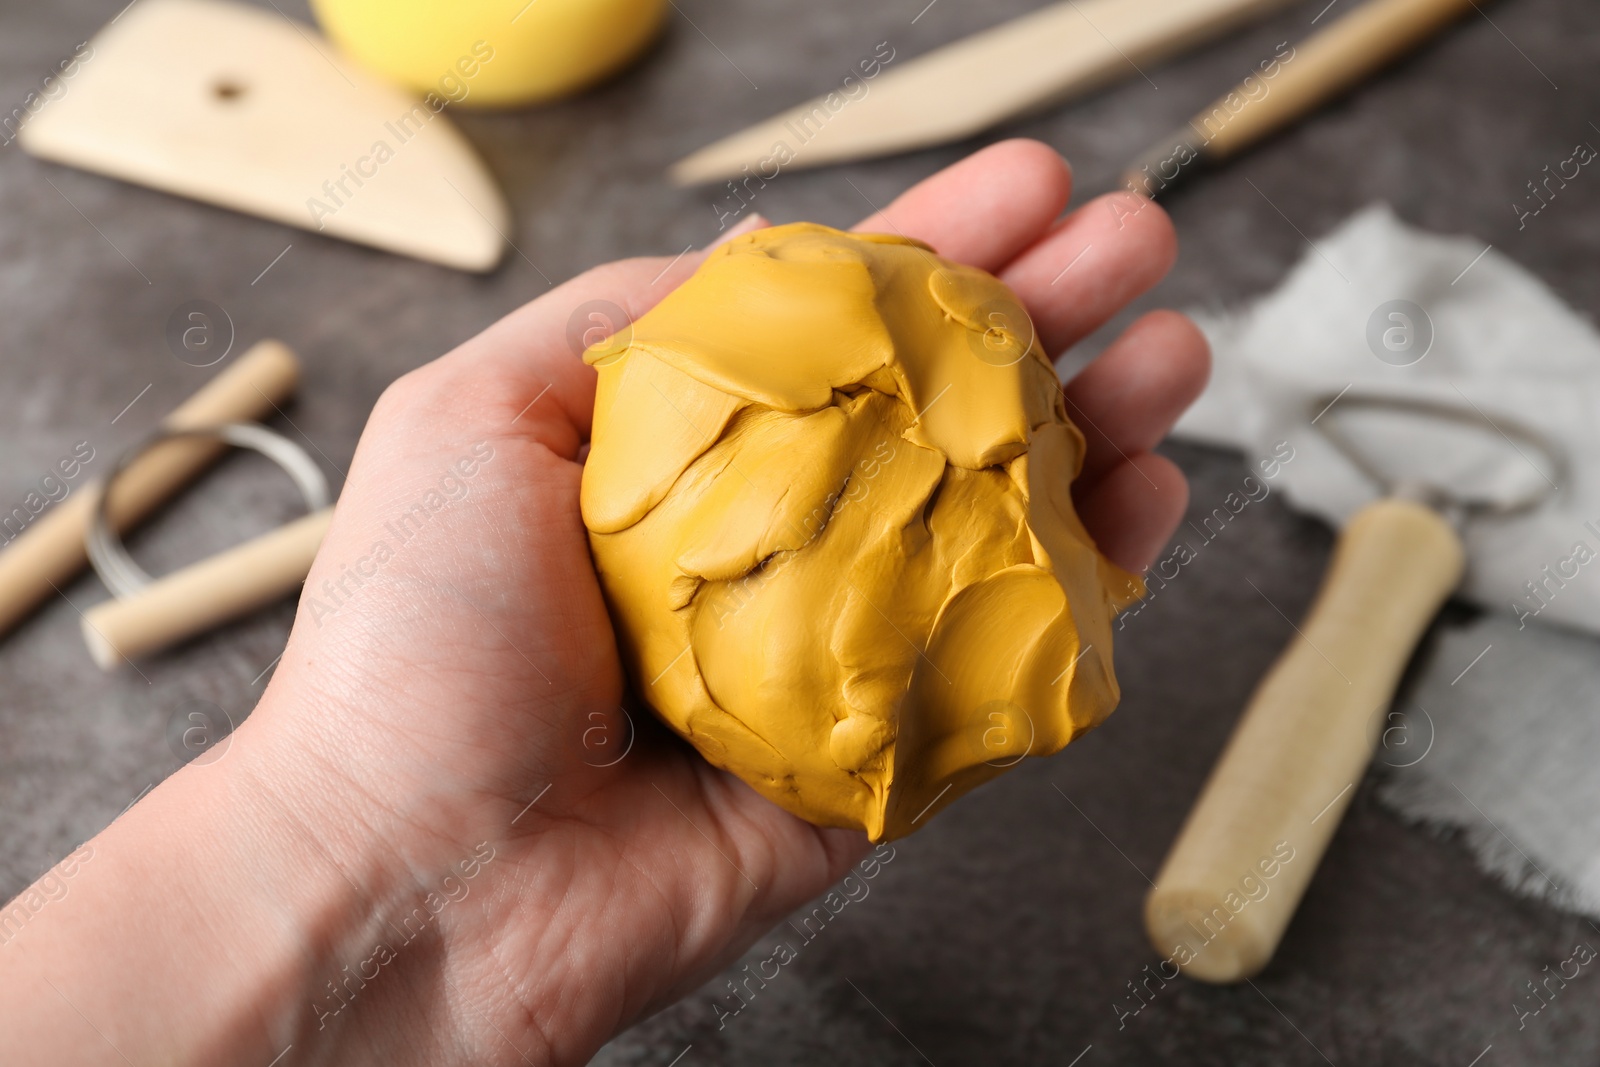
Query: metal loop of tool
[
  {"left": 87, "top": 423, "right": 330, "bottom": 599},
  {"left": 1311, "top": 390, "right": 1566, "bottom": 526}
]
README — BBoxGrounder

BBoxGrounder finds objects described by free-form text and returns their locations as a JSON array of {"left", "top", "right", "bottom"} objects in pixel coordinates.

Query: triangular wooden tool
[
  {"left": 20, "top": 0, "right": 509, "bottom": 272},
  {"left": 669, "top": 0, "right": 1296, "bottom": 186}
]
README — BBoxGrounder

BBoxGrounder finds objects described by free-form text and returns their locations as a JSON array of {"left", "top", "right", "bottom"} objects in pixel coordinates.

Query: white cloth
[
  {"left": 1379, "top": 610, "right": 1600, "bottom": 916},
  {"left": 1177, "top": 203, "right": 1600, "bottom": 633},
  {"left": 1175, "top": 204, "right": 1600, "bottom": 914}
]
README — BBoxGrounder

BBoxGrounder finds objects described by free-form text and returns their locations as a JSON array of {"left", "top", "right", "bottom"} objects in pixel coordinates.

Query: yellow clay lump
[{"left": 581, "top": 223, "right": 1138, "bottom": 840}]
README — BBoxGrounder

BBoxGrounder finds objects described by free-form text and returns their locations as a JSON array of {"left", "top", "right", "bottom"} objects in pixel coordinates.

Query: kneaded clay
[{"left": 581, "top": 223, "right": 1139, "bottom": 840}]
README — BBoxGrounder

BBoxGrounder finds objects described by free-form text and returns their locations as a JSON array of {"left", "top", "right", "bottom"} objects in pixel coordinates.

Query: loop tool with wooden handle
[
  {"left": 82, "top": 422, "right": 334, "bottom": 669},
  {"left": 0, "top": 339, "right": 300, "bottom": 640},
  {"left": 1146, "top": 391, "right": 1565, "bottom": 983}
]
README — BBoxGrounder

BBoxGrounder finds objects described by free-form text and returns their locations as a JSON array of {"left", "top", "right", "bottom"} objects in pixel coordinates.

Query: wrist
[
  {"left": 215, "top": 692, "right": 515, "bottom": 1064},
  {"left": 0, "top": 694, "right": 447, "bottom": 1066},
  {"left": 236, "top": 683, "right": 571, "bottom": 1066}
]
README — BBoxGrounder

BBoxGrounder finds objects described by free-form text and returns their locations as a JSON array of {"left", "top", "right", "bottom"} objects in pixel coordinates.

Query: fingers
[
  {"left": 1000, "top": 191, "right": 1177, "bottom": 357},
  {"left": 852, "top": 139, "right": 1072, "bottom": 272},
  {"left": 846, "top": 148, "right": 1195, "bottom": 574},
  {"left": 848, "top": 144, "right": 1171, "bottom": 357},
  {"left": 1074, "top": 452, "right": 1190, "bottom": 573},
  {"left": 1064, "top": 310, "right": 1210, "bottom": 486}
]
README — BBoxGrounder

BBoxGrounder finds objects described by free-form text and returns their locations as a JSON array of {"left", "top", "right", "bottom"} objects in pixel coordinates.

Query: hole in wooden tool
[{"left": 211, "top": 78, "right": 247, "bottom": 102}]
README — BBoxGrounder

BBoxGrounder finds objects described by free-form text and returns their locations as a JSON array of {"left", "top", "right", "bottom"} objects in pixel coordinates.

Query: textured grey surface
[{"left": 1, "top": 0, "right": 1597, "bottom": 1063}]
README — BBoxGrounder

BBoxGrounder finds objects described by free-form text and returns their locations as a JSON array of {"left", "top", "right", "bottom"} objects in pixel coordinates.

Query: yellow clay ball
[
  {"left": 580, "top": 224, "right": 1141, "bottom": 841},
  {"left": 309, "top": 0, "right": 667, "bottom": 108}
]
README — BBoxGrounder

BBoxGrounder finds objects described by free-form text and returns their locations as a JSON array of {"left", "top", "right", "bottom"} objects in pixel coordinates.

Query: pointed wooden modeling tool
[
  {"left": 669, "top": 0, "right": 1298, "bottom": 186},
  {"left": 19, "top": 0, "right": 509, "bottom": 272},
  {"left": 1121, "top": 0, "right": 1480, "bottom": 198}
]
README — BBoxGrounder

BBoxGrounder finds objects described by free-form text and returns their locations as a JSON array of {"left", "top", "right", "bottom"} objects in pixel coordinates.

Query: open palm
[{"left": 249, "top": 140, "right": 1209, "bottom": 1066}]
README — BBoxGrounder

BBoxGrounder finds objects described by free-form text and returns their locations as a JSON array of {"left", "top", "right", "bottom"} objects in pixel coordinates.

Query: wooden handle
[
  {"left": 81, "top": 506, "right": 331, "bottom": 668},
  {"left": 1200, "top": 0, "right": 1479, "bottom": 160},
  {"left": 1145, "top": 498, "right": 1463, "bottom": 983},
  {"left": 0, "top": 340, "right": 300, "bottom": 639}
]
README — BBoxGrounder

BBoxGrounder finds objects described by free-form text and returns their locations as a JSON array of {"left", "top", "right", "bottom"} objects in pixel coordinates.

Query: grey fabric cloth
[
  {"left": 1380, "top": 611, "right": 1600, "bottom": 918},
  {"left": 3, "top": 0, "right": 1600, "bottom": 1064}
]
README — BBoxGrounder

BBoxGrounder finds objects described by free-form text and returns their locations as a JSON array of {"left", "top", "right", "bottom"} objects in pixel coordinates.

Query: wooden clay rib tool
[
  {"left": 669, "top": 0, "right": 1299, "bottom": 186},
  {"left": 0, "top": 340, "right": 298, "bottom": 640},
  {"left": 1145, "top": 393, "right": 1565, "bottom": 983},
  {"left": 1121, "top": 0, "right": 1481, "bottom": 198},
  {"left": 19, "top": 0, "right": 508, "bottom": 272}
]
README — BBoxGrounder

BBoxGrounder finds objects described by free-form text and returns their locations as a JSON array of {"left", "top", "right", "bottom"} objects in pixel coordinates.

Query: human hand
[{"left": 0, "top": 140, "right": 1206, "bottom": 1067}]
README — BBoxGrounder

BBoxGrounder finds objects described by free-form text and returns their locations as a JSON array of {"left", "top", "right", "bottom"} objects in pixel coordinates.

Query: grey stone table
[{"left": 2, "top": 0, "right": 1597, "bottom": 1063}]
